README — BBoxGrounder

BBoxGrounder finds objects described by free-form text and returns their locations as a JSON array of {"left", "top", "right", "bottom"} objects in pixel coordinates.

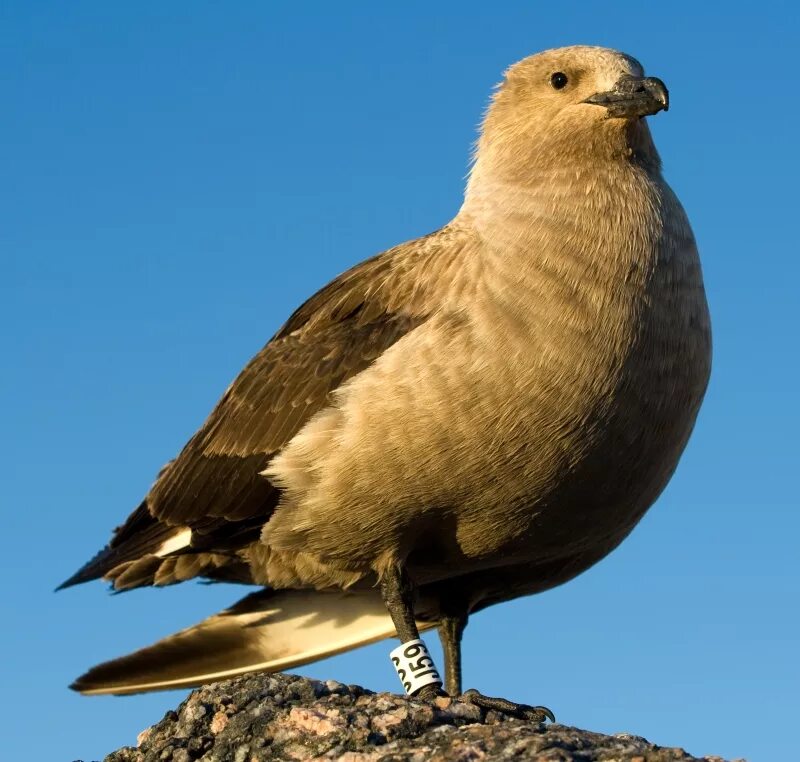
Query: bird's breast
[
  {"left": 260, "top": 180, "right": 711, "bottom": 587},
  {"left": 447, "top": 212, "right": 711, "bottom": 565}
]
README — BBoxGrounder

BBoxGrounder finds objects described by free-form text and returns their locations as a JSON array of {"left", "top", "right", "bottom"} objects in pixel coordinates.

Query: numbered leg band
[{"left": 389, "top": 638, "right": 442, "bottom": 695}]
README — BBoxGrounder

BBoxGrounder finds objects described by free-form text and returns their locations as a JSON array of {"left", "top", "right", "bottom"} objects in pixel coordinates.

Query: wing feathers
[
  {"left": 56, "top": 500, "right": 177, "bottom": 590},
  {"left": 71, "top": 589, "right": 436, "bottom": 696},
  {"left": 60, "top": 230, "right": 447, "bottom": 593}
]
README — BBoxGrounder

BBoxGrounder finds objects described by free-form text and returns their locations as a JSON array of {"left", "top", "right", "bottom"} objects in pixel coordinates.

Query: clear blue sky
[{"left": 2, "top": 3, "right": 797, "bottom": 761}]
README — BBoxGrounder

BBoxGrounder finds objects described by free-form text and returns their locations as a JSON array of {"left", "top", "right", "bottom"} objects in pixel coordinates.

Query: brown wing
[
  {"left": 58, "top": 234, "right": 438, "bottom": 590},
  {"left": 148, "top": 309, "right": 424, "bottom": 526}
]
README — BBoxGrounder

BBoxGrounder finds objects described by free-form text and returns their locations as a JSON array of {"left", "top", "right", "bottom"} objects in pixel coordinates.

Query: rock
[{"left": 96, "top": 673, "right": 738, "bottom": 761}]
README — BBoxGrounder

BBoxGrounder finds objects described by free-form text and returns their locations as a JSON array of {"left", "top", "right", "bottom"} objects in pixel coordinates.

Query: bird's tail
[{"left": 71, "top": 588, "right": 437, "bottom": 695}]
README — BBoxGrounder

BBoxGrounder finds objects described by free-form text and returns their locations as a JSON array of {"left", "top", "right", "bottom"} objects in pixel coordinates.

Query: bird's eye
[{"left": 550, "top": 72, "right": 569, "bottom": 90}]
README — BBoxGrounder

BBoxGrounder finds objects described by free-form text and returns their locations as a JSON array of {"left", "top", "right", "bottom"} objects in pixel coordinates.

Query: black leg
[
  {"left": 382, "top": 569, "right": 554, "bottom": 722},
  {"left": 435, "top": 593, "right": 555, "bottom": 723},
  {"left": 438, "top": 611, "right": 466, "bottom": 696},
  {"left": 380, "top": 564, "right": 441, "bottom": 701}
]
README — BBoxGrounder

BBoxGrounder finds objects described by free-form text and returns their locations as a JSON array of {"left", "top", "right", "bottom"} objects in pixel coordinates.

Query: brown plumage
[{"left": 61, "top": 45, "right": 711, "bottom": 698}]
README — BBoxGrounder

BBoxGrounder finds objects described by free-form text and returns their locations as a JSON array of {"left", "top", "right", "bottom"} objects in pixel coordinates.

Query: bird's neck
[{"left": 458, "top": 158, "right": 667, "bottom": 282}]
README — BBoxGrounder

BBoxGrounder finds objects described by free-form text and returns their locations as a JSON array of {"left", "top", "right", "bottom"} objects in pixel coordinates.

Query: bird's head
[{"left": 471, "top": 46, "right": 667, "bottom": 187}]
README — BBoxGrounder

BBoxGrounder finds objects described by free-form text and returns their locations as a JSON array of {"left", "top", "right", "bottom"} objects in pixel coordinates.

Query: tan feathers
[{"left": 64, "top": 46, "right": 710, "bottom": 696}]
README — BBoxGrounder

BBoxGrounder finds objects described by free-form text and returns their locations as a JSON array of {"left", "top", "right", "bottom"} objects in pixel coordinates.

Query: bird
[{"left": 60, "top": 45, "right": 711, "bottom": 718}]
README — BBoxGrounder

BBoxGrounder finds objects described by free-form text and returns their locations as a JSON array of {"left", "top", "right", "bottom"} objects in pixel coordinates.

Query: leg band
[{"left": 389, "top": 638, "right": 442, "bottom": 695}]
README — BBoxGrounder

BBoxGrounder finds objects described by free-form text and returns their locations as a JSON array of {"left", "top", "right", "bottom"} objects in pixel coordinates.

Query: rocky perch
[{"left": 98, "top": 673, "right": 736, "bottom": 762}]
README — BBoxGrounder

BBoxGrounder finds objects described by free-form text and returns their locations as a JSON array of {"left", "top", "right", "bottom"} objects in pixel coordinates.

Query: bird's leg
[
  {"left": 438, "top": 609, "right": 466, "bottom": 696},
  {"left": 380, "top": 564, "right": 442, "bottom": 702},
  {"left": 379, "top": 563, "right": 422, "bottom": 643},
  {"left": 382, "top": 568, "right": 554, "bottom": 721},
  {"left": 437, "top": 600, "right": 555, "bottom": 723}
]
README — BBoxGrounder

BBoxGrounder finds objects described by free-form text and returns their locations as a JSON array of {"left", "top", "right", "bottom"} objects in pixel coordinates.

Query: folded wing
[{"left": 71, "top": 588, "right": 437, "bottom": 695}]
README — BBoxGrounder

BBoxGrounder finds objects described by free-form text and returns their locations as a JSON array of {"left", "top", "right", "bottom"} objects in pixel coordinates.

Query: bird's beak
[{"left": 583, "top": 76, "right": 669, "bottom": 118}]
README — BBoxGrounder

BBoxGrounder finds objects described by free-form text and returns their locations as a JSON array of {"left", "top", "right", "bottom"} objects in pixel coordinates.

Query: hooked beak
[{"left": 583, "top": 76, "right": 669, "bottom": 118}]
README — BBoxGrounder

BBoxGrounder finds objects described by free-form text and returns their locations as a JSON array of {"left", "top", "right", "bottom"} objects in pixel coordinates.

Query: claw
[{"left": 522, "top": 705, "right": 556, "bottom": 723}]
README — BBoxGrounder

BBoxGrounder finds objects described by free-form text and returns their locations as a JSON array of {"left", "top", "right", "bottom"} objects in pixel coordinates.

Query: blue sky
[{"left": 2, "top": 3, "right": 798, "bottom": 760}]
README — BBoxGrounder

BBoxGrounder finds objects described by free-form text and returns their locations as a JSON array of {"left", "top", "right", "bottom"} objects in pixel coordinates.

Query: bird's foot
[
  {"left": 411, "top": 684, "right": 554, "bottom": 724},
  {"left": 461, "top": 688, "right": 555, "bottom": 723}
]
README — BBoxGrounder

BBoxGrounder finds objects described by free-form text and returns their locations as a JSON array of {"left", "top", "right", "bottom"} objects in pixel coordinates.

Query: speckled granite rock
[{"left": 97, "top": 673, "right": 737, "bottom": 762}]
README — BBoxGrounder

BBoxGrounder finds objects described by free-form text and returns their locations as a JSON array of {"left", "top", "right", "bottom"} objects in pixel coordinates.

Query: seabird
[{"left": 60, "top": 46, "right": 711, "bottom": 717}]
